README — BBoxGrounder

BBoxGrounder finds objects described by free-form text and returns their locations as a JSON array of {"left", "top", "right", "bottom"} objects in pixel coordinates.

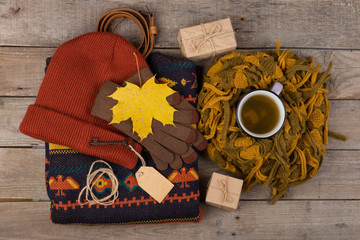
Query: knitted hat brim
[{"left": 20, "top": 104, "right": 141, "bottom": 169}]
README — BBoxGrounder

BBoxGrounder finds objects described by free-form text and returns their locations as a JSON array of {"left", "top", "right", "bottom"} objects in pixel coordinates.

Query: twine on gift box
[
  {"left": 218, "top": 176, "right": 233, "bottom": 208},
  {"left": 191, "top": 23, "right": 222, "bottom": 58}
]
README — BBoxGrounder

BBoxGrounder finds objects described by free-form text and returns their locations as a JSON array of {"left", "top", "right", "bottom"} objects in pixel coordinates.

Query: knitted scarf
[{"left": 197, "top": 41, "right": 333, "bottom": 204}]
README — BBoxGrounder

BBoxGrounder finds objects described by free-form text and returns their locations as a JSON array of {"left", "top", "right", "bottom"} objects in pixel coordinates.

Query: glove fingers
[
  {"left": 174, "top": 109, "right": 199, "bottom": 124},
  {"left": 151, "top": 151, "right": 182, "bottom": 170},
  {"left": 165, "top": 90, "right": 198, "bottom": 111},
  {"left": 153, "top": 120, "right": 197, "bottom": 143},
  {"left": 152, "top": 129, "right": 190, "bottom": 155},
  {"left": 180, "top": 146, "right": 197, "bottom": 164},
  {"left": 150, "top": 135, "right": 197, "bottom": 167},
  {"left": 169, "top": 154, "right": 183, "bottom": 169},
  {"left": 167, "top": 93, "right": 200, "bottom": 123},
  {"left": 192, "top": 129, "right": 208, "bottom": 151},
  {"left": 141, "top": 138, "right": 175, "bottom": 163},
  {"left": 166, "top": 92, "right": 182, "bottom": 106},
  {"left": 170, "top": 95, "right": 197, "bottom": 111},
  {"left": 150, "top": 153, "right": 169, "bottom": 171}
]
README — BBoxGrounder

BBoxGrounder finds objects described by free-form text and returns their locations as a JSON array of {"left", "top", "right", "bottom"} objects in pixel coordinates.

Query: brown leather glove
[{"left": 91, "top": 68, "right": 207, "bottom": 170}]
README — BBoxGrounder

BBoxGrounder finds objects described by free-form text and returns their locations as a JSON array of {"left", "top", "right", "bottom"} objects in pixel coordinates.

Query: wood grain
[
  {"left": 327, "top": 100, "right": 359, "bottom": 149},
  {"left": 0, "top": 97, "right": 355, "bottom": 148},
  {"left": 0, "top": 47, "right": 55, "bottom": 96},
  {"left": 1, "top": 0, "right": 360, "bottom": 49},
  {"left": 327, "top": 51, "right": 360, "bottom": 99},
  {"left": 1, "top": 1, "right": 359, "bottom": 238},
  {"left": 0, "top": 201, "right": 359, "bottom": 240},
  {"left": 0, "top": 148, "right": 46, "bottom": 200},
  {"left": 199, "top": 150, "right": 360, "bottom": 201},
  {"left": 0, "top": 97, "right": 41, "bottom": 147},
  {"left": 1, "top": 47, "right": 360, "bottom": 99},
  {"left": 0, "top": 148, "right": 358, "bottom": 201}
]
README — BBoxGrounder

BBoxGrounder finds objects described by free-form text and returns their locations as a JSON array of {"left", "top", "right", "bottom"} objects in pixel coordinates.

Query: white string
[
  {"left": 78, "top": 160, "right": 119, "bottom": 206},
  {"left": 78, "top": 141, "right": 146, "bottom": 206},
  {"left": 129, "top": 145, "right": 146, "bottom": 166}
]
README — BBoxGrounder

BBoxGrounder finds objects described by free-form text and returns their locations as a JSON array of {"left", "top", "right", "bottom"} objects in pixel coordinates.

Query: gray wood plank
[
  {"left": 0, "top": 148, "right": 358, "bottom": 201},
  {"left": 200, "top": 150, "right": 360, "bottom": 201},
  {"left": 327, "top": 100, "right": 358, "bottom": 149},
  {"left": 1, "top": 0, "right": 360, "bottom": 49},
  {"left": 0, "top": 201, "right": 359, "bottom": 240},
  {"left": 1, "top": 47, "right": 360, "bottom": 99},
  {"left": 0, "top": 47, "right": 55, "bottom": 96},
  {"left": 0, "top": 148, "right": 46, "bottom": 200},
  {"left": 0, "top": 97, "right": 41, "bottom": 147},
  {"left": 327, "top": 51, "right": 360, "bottom": 99},
  {"left": 0, "top": 97, "right": 354, "bottom": 148}
]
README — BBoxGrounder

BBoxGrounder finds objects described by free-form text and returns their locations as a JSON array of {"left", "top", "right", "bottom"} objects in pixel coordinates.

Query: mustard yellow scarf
[{"left": 197, "top": 41, "right": 335, "bottom": 204}]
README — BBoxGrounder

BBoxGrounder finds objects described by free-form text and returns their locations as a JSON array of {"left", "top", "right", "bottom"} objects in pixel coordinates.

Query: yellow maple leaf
[{"left": 108, "top": 76, "right": 177, "bottom": 141}]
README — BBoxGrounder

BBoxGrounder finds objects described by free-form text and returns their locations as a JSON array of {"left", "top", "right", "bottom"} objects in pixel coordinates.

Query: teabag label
[{"left": 135, "top": 166, "right": 174, "bottom": 203}]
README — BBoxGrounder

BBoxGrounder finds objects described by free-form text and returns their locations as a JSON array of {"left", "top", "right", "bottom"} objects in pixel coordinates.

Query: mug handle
[{"left": 271, "top": 82, "right": 283, "bottom": 95}]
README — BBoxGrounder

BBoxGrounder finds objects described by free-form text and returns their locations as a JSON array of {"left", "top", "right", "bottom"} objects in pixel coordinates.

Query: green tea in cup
[{"left": 236, "top": 82, "right": 286, "bottom": 138}]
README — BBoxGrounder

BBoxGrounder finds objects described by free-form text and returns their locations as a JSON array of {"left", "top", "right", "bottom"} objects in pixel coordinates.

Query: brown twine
[{"left": 208, "top": 176, "right": 240, "bottom": 208}]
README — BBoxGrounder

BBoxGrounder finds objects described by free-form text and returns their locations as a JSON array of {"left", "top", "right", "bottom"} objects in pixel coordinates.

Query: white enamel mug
[{"left": 236, "top": 82, "right": 286, "bottom": 138}]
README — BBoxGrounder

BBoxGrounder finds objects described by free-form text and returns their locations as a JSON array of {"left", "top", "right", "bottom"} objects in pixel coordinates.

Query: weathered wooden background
[{"left": 1, "top": 0, "right": 360, "bottom": 239}]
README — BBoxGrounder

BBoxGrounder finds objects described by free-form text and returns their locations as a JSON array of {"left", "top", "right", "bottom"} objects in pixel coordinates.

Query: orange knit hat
[{"left": 20, "top": 32, "right": 147, "bottom": 169}]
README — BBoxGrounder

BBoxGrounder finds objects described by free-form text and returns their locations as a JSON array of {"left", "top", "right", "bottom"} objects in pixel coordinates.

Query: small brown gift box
[
  {"left": 205, "top": 172, "right": 243, "bottom": 211},
  {"left": 177, "top": 18, "right": 237, "bottom": 61}
]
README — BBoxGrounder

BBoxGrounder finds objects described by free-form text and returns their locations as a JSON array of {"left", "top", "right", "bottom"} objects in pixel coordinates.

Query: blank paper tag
[{"left": 135, "top": 166, "right": 174, "bottom": 203}]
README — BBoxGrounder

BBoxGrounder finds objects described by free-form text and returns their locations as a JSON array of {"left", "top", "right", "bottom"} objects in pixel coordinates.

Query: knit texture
[
  {"left": 46, "top": 143, "right": 201, "bottom": 224},
  {"left": 197, "top": 41, "right": 332, "bottom": 204},
  {"left": 20, "top": 32, "right": 147, "bottom": 169},
  {"left": 44, "top": 53, "right": 202, "bottom": 224},
  {"left": 148, "top": 52, "right": 199, "bottom": 107}
]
